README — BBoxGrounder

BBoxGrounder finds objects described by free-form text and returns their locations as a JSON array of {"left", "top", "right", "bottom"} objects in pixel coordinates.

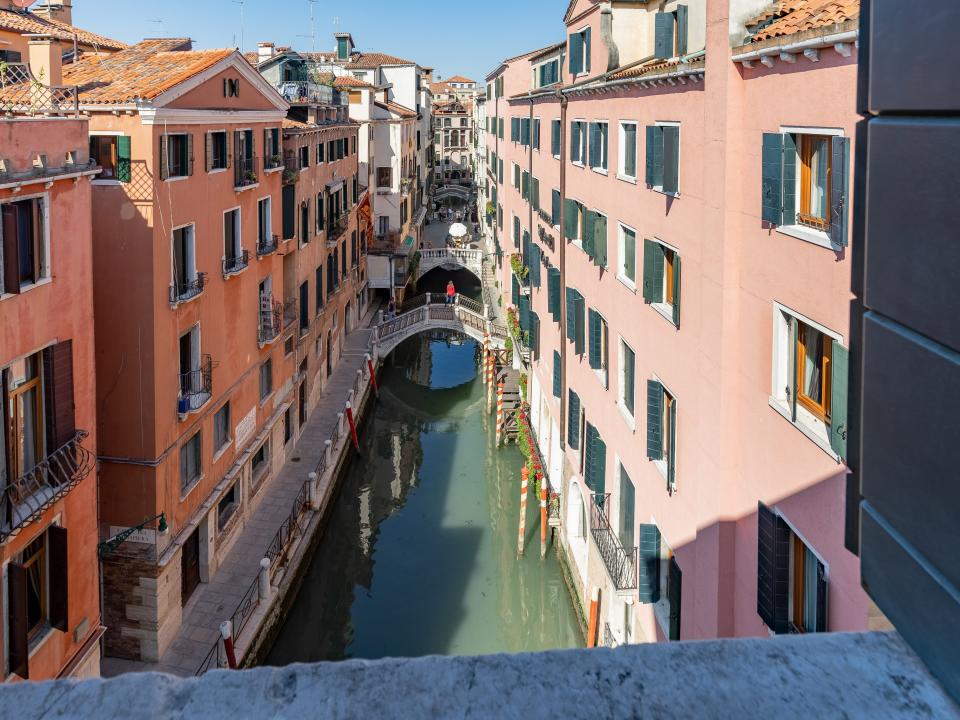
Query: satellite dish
[{"left": 12, "top": 0, "right": 38, "bottom": 8}]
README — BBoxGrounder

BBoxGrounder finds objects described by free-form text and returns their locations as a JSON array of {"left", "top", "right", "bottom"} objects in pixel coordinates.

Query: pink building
[{"left": 483, "top": 0, "right": 871, "bottom": 645}]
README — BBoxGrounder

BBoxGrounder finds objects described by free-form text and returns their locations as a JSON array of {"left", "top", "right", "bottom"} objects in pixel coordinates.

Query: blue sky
[{"left": 73, "top": 0, "right": 565, "bottom": 83}]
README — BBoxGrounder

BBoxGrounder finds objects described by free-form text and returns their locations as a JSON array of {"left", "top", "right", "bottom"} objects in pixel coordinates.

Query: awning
[{"left": 412, "top": 206, "right": 427, "bottom": 228}]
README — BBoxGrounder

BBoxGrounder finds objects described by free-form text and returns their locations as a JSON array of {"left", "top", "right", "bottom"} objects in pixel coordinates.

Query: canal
[{"left": 266, "top": 270, "right": 582, "bottom": 663}]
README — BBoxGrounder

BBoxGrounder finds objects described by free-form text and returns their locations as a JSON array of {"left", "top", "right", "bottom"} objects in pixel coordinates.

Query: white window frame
[
  {"left": 568, "top": 197, "right": 584, "bottom": 248},
  {"left": 617, "top": 120, "right": 638, "bottom": 183},
  {"left": 617, "top": 222, "right": 638, "bottom": 292},
  {"left": 653, "top": 120, "right": 681, "bottom": 197},
  {"left": 0, "top": 191, "right": 51, "bottom": 297},
  {"left": 650, "top": 237, "right": 679, "bottom": 326},
  {"left": 170, "top": 221, "right": 197, "bottom": 304},
  {"left": 618, "top": 337, "right": 637, "bottom": 431},
  {"left": 257, "top": 196, "right": 272, "bottom": 245},
  {"left": 769, "top": 302, "right": 843, "bottom": 460},
  {"left": 208, "top": 128, "right": 229, "bottom": 175},
  {"left": 650, "top": 375, "right": 677, "bottom": 485},
  {"left": 571, "top": 25, "right": 591, "bottom": 78},
  {"left": 592, "top": 307, "right": 609, "bottom": 389},
  {"left": 222, "top": 205, "right": 243, "bottom": 276},
  {"left": 571, "top": 119, "right": 587, "bottom": 167},
  {"left": 589, "top": 120, "right": 609, "bottom": 175},
  {"left": 552, "top": 117, "right": 562, "bottom": 160}
]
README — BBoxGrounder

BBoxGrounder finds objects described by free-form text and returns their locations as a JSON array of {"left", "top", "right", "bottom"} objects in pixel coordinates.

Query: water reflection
[{"left": 266, "top": 331, "right": 582, "bottom": 665}]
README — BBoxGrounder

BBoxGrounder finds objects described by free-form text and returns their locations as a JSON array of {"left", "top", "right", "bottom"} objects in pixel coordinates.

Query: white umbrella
[{"left": 449, "top": 222, "right": 468, "bottom": 238}]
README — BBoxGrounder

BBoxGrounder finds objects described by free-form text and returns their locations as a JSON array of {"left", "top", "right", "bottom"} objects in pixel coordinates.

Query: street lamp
[{"left": 98, "top": 513, "right": 168, "bottom": 557}]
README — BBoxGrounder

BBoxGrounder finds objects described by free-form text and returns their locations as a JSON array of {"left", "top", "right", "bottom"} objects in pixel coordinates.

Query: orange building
[
  {"left": 0, "top": 0, "right": 125, "bottom": 62},
  {"left": 0, "top": 106, "right": 102, "bottom": 678}
]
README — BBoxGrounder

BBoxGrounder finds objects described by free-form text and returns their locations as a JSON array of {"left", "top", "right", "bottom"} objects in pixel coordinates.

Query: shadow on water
[{"left": 266, "top": 286, "right": 581, "bottom": 666}]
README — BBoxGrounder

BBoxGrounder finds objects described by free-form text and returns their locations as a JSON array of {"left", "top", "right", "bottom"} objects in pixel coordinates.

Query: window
[
  {"left": 299, "top": 145, "right": 310, "bottom": 169},
  {"left": 565, "top": 287, "right": 585, "bottom": 355},
  {"left": 551, "top": 189, "right": 561, "bottom": 227},
  {"left": 563, "top": 198, "right": 584, "bottom": 242},
  {"left": 257, "top": 197, "right": 272, "bottom": 246},
  {"left": 588, "top": 122, "right": 608, "bottom": 171},
  {"left": 512, "top": 162, "right": 520, "bottom": 190},
  {"left": 646, "top": 379, "right": 676, "bottom": 493},
  {"left": 567, "top": 389, "right": 581, "bottom": 450},
  {"left": 316, "top": 192, "right": 325, "bottom": 234},
  {"left": 376, "top": 166, "right": 392, "bottom": 188},
  {"left": 582, "top": 209, "right": 607, "bottom": 267},
  {"left": 757, "top": 503, "right": 827, "bottom": 634},
  {"left": 206, "top": 131, "right": 228, "bottom": 172},
  {"left": 618, "top": 224, "right": 637, "bottom": 287},
  {"left": 498, "top": 117, "right": 504, "bottom": 140},
  {"left": 771, "top": 306, "right": 849, "bottom": 459},
  {"left": 512, "top": 215, "right": 521, "bottom": 248},
  {"left": 645, "top": 123, "right": 680, "bottom": 194},
  {"left": 317, "top": 142, "right": 325, "bottom": 164},
  {"left": 162, "top": 133, "right": 192, "bottom": 179},
  {"left": 761, "top": 131, "right": 849, "bottom": 246},
  {"left": 619, "top": 122, "right": 637, "bottom": 180},
  {"left": 570, "top": 121, "right": 586, "bottom": 164},
  {"left": 90, "top": 134, "right": 131, "bottom": 182},
  {"left": 264, "top": 128, "right": 280, "bottom": 168},
  {"left": 284, "top": 406, "right": 293, "bottom": 444},
  {"left": 217, "top": 480, "right": 241, "bottom": 531},
  {"left": 654, "top": 5, "right": 689, "bottom": 60},
  {"left": 1, "top": 196, "right": 48, "bottom": 293},
  {"left": 619, "top": 340, "right": 636, "bottom": 420},
  {"left": 618, "top": 464, "right": 636, "bottom": 550},
  {"left": 234, "top": 129, "right": 255, "bottom": 185},
  {"left": 568, "top": 26, "right": 592, "bottom": 76},
  {"left": 171, "top": 224, "right": 199, "bottom": 302},
  {"left": 535, "top": 59, "right": 560, "bottom": 88},
  {"left": 637, "top": 523, "right": 682, "bottom": 640},
  {"left": 259, "top": 359, "right": 273, "bottom": 401},
  {"left": 213, "top": 403, "right": 231, "bottom": 454},
  {"left": 180, "top": 431, "right": 202, "bottom": 493},
  {"left": 2, "top": 352, "right": 44, "bottom": 482},
  {"left": 584, "top": 422, "right": 607, "bottom": 495},
  {"left": 551, "top": 119, "right": 561, "bottom": 158},
  {"left": 251, "top": 440, "right": 269, "bottom": 484},
  {"left": 223, "top": 208, "right": 243, "bottom": 274},
  {"left": 552, "top": 351, "right": 562, "bottom": 398},
  {"left": 588, "top": 308, "right": 609, "bottom": 387},
  {"left": 300, "top": 201, "right": 310, "bottom": 245},
  {"left": 642, "top": 239, "right": 681, "bottom": 326},
  {"left": 315, "top": 266, "right": 324, "bottom": 313}
]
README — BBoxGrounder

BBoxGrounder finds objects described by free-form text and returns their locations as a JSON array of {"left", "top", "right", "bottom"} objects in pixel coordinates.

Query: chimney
[
  {"left": 35, "top": 1, "right": 74, "bottom": 26},
  {"left": 27, "top": 34, "right": 62, "bottom": 86},
  {"left": 257, "top": 42, "right": 275, "bottom": 62}
]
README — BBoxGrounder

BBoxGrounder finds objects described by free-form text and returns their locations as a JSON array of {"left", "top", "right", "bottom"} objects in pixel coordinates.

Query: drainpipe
[{"left": 558, "top": 88, "right": 568, "bottom": 451}]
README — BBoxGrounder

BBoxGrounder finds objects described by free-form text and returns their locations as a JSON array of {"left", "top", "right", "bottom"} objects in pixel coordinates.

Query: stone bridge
[
  {"left": 375, "top": 293, "right": 507, "bottom": 357},
  {"left": 416, "top": 248, "right": 484, "bottom": 282}
]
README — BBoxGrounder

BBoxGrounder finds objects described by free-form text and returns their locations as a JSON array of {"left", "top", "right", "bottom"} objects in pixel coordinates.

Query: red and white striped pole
[
  {"left": 586, "top": 587, "right": 600, "bottom": 648},
  {"left": 486, "top": 352, "right": 495, "bottom": 414},
  {"left": 482, "top": 332, "right": 490, "bottom": 385},
  {"left": 365, "top": 353, "right": 379, "bottom": 398},
  {"left": 517, "top": 466, "right": 529, "bottom": 558},
  {"left": 220, "top": 620, "right": 238, "bottom": 669},
  {"left": 495, "top": 380, "right": 504, "bottom": 445},
  {"left": 539, "top": 473, "right": 548, "bottom": 559},
  {"left": 345, "top": 401, "right": 361, "bottom": 453}
]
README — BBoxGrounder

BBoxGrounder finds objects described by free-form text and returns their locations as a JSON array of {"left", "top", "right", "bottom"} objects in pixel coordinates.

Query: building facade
[{"left": 484, "top": 0, "right": 869, "bottom": 645}]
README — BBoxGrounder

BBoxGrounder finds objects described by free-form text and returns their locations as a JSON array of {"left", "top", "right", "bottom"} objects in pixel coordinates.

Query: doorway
[
  {"left": 326, "top": 329, "right": 333, "bottom": 377},
  {"left": 181, "top": 526, "right": 202, "bottom": 606}
]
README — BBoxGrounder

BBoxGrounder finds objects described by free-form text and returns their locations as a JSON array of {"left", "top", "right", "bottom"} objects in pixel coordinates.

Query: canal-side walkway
[{"left": 102, "top": 303, "right": 381, "bottom": 678}]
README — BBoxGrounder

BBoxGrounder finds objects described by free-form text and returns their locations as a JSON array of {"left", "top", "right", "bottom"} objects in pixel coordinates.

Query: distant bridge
[
  {"left": 375, "top": 294, "right": 507, "bottom": 357},
  {"left": 416, "top": 248, "right": 483, "bottom": 282}
]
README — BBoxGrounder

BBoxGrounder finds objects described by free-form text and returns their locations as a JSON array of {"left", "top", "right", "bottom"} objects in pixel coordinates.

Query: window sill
[
  {"left": 208, "top": 168, "right": 228, "bottom": 176},
  {"left": 212, "top": 440, "right": 234, "bottom": 464},
  {"left": 0, "top": 277, "right": 52, "bottom": 300},
  {"left": 616, "top": 274, "right": 637, "bottom": 293},
  {"left": 259, "top": 393, "right": 274, "bottom": 409},
  {"left": 653, "top": 457, "right": 669, "bottom": 483},
  {"left": 616, "top": 173, "right": 637, "bottom": 185},
  {"left": 27, "top": 624, "right": 55, "bottom": 659},
  {"left": 651, "top": 186, "right": 679, "bottom": 198},
  {"left": 571, "top": 161, "right": 585, "bottom": 169},
  {"left": 553, "top": 154, "right": 560, "bottom": 161},
  {"left": 594, "top": 367, "right": 608, "bottom": 390},
  {"left": 91, "top": 179, "right": 124, "bottom": 186},
  {"left": 652, "top": 302, "right": 678, "bottom": 328},
  {"left": 234, "top": 182, "right": 260, "bottom": 193},
  {"left": 767, "top": 397, "right": 841, "bottom": 462},
  {"left": 591, "top": 167, "right": 609, "bottom": 176},
  {"left": 776, "top": 224, "right": 837, "bottom": 251},
  {"left": 617, "top": 402, "right": 636, "bottom": 432},
  {"left": 264, "top": 166, "right": 283, "bottom": 175},
  {"left": 164, "top": 175, "right": 190, "bottom": 183},
  {"left": 180, "top": 474, "right": 205, "bottom": 503}
]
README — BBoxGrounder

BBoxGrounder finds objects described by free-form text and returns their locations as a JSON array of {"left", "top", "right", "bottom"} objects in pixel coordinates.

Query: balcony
[
  {"left": 264, "top": 153, "right": 283, "bottom": 172},
  {"left": 282, "top": 156, "right": 300, "bottom": 185},
  {"left": 257, "top": 234, "right": 279, "bottom": 258},
  {"left": 282, "top": 298, "right": 298, "bottom": 330},
  {"left": 590, "top": 493, "right": 638, "bottom": 592},
  {"left": 0, "top": 431, "right": 95, "bottom": 543},
  {"left": 274, "top": 80, "right": 343, "bottom": 106},
  {"left": 222, "top": 250, "right": 250, "bottom": 277},
  {"left": 169, "top": 272, "right": 208, "bottom": 305},
  {"left": 258, "top": 300, "right": 283, "bottom": 345},
  {"left": 177, "top": 355, "right": 214, "bottom": 417},
  {"left": 0, "top": 62, "right": 79, "bottom": 117},
  {"left": 327, "top": 214, "right": 349, "bottom": 243},
  {"left": 235, "top": 155, "right": 259, "bottom": 189}
]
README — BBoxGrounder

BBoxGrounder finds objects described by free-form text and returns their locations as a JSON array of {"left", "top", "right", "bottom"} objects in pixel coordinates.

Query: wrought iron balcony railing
[
  {"left": 0, "top": 431, "right": 95, "bottom": 543},
  {"left": 178, "top": 355, "right": 214, "bottom": 416},
  {"left": 327, "top": 214, "right": 349, "bottom": 242},
  {"left": 590, "top": 493, "right": 638, "bottom": 591},
  {"left": 282, "top": 298, "right": 298, "bottom": 329},
  {"left": 258, "top": 300, "right": 283, "bottom": 345},
  {"left": 235, "top": 155, "right": 259, "bottom": 188},
  {"left": 603, "top": 623, "right": 618, "bottom": 649},
  {"left": 257, "top": 234, "right": 279, "bottom": 257},
  {"left": 170, "top": 272, "right": 208, "bottom": 304},
  {"left": 222, "top": 250, "right": 250, "bottom": 277}
]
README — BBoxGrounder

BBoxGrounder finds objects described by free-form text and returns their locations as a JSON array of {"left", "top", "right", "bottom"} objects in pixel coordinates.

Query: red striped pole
[
  {"left": 345, "top": 402, "right": 361, "bottom": 453},
  {"left": 586, "top": 587, "right": 600, "bottom": 648},
  {"left": 486, "top": 351, "right": 495, "bottom": 414},
  {"left": 220, "top": 621, "right": 238, "bottom": 669},
  {"left": 366, "top": 354, "right": 379, "bottom": 398},
  {"left": 539, "top": 473, "right": 548, "bottom": 559},
  {"left": 517, "top": 466, "right": 529, "bottom": 558},
  {"left": 495, "top": 381, "right": 504, "bottom": 445}
]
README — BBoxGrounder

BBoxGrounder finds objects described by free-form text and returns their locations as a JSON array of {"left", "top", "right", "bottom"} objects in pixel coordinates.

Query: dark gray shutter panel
[
  {"left": 588, "top": 309, "right": 601, "bottom": 369},
  {"left": 529, "top": 311, "right": 540, "bottom": 358},
  {"left": 593, "top": 214, "right": 607, "bottom": 267},
  {"left": 651, "top": 126, "right": 664, "bottom": 188},
  {"left": 552, "top": 120, "right": 561, "bottom": 156},
  {"left": 593, "top": 432, "right": 606, "bottom": 495},
  {"left": 569, "top": 32, "right": 583, "bottom": 75},
  {"left": 48, "top": 525, "right": 69, "bottom": 632},
  {"left": 645, "top": 126, "right": 656, "bottom": 186},
  {"left": 671, "top": 254, "right": 681, "bottom": 327},
  {"left": 186, "top": 132, "right": 194, "bottom": 176},
  {"left": 159, "top": 134, "right": 169, "bottom": 180},
  {"left": 646, "top": 379, "right": 663, "bottom": 459},
  {"left": 761, "top": 132, "right": 784, "bottom": 224},
  {"left": 1, "top": 203, "right": 19, "bottom": 293},
  {"left": 532, "top": 177, "right": 540, "bottom": 211},
  {"left": 815, "top": 561, "right": 828, "bottom": 632},
  {"left": 830, "top": 341, "right": 849, "bottom": 459},
  {"left": 642, "top": 239, "right": 664, "bottom": 303},
  {"left": 553, "top": 351, "right": 561, "bottom": 397},
  {"left": 205, "top": 132, "right": 213, "bottom": 172},
  {"left": 781, "top": 132, "right": 797, "bottom": 225},
  {"left": 662, "top": 125, "right": 679, "bottom": 194},
  {"left": 830, "top": 135, "right": 850, "bottom": 247},
  {"left": 574, "top": 294, "right": 585, "bottom": 355},
  {"left": 582, "top": 209, "right": 596, "bottom": 259},
  {"left": 564, "top": 198, "right": 578, "bottom": 240},
  {"left": 668, "top": 556, "right": 682, "bottom": 640},
  {"left": 584, "top": 423, "right": 597, "bottom": 487},
  {"left": 584, "top": 27, "right": 592, "bottom": 72},
  {"left": 552, "top": 189, "right": 561, "bottom": 225},
  {"left": 568, "top": 390, "right": 580, "bottom": 449},
  {"left": 566, "top": 288, "right": 577, "bottom": 340},
  {"left": 548, "top": 266, "right": 561, "bottom": 321},
  {"left": 282, "top": 184, "right": 296, "bottom": 239},
  {"left": 518, "top": 295, "right": 530, "bottom": 335},
  {"left": 638, "top": 524, "right": 661, "bottom": 603},
  {"left": 757, "top": 501, "right": 791, "bottom": 633},
  {"left": 521, "top": 170, "right": 529, "bottom": 199},
  {"left": 676, "top": 5, "right": 689, "bottom": 56},
  {"left": 42, "top": 340, "right": 75, "bottom": 450},
  {"left": 7, "top": 562, "right": 29, "bottom": 678},
  {"left": 513, "top": 273, "right": 520, "bottom": 306},
  {"left": 529, "top": 244, "right": 541, "bottom": 287},
  {"left": 655, "top": 12, "right": 675, "bottom": 59}
]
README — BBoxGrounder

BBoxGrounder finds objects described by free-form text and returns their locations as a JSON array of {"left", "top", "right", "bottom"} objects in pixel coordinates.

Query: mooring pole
[
  {"left": 482, "top": 332, "right": 490, "bottom": 385},
  {"left": 539, "top": 473, "right": 548, "bottom": 559},
  {"left": 495, "top": 380, "right": 504, "bottom": 445},
  {"left": 345, "top": 401, "right": 361, "bottom": 453},
  {"left": 220, "top": 621, "right": 238, "bottom": 669},
  {"left": 586, "top": 587, "right": 600, "bottom": 648},
  {"left": 486, "top": 352, "right": 495, "bottom": 414},
  {"left": 365, "top": 353, "right": 379, "bottom": 398},
  {"left": 517, "top": 466, "right": 529, "bottom": 558}
]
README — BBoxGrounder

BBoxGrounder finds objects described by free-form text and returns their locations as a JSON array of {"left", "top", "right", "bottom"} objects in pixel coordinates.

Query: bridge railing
[{"left": 377, "top": 294, "right": 504, "bottom": 346}]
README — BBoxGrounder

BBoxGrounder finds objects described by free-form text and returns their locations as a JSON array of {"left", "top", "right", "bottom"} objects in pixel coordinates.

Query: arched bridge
[
  {"left": 433, "top": 185, "right": 473, "bottom": 202},
  {"left": 416, "top": 248, "right": 483, "bottom": 282},
  {"left": 375, "top": 294, "right": 508, "bottom": 357}
]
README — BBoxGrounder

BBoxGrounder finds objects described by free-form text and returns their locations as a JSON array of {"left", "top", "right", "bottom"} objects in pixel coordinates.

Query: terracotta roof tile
[
  {"left": 332, "top": 75, "right": 373, "bottom": 89},
  {"left": 444, "top": 75, "right": 474, "bottom": 83},
  {"left": 375, "top": 99, "right": 416, "bottom": 119},
  {"left": 607, "top": 55, "right": 705, "bottom": 81},
  {"left": 0, "top": 8, "right": 127, "bottom": 51},
  {"left": 744, "top": 0, "right": 860, "bottom": 43},
  {"left": 301, "top": 50, "right": 415, "bottom": 69}
]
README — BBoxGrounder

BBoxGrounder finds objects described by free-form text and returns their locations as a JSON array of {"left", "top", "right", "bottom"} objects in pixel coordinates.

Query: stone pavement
[{"left": 101, "top": 306, "right": 379, "bottom": 678}]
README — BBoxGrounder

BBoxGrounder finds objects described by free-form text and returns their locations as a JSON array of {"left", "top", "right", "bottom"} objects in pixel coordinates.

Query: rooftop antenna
[
  {"left": 307, "top": 0, "right": 319, "bottom": 52},
  {"left": 232, "top": 0, "right": 245, "bottom": 51}
]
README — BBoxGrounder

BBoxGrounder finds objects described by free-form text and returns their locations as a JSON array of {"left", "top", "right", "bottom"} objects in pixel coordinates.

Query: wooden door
[{"left": 181, "top": 526, "right": 201, "bottom": 606}]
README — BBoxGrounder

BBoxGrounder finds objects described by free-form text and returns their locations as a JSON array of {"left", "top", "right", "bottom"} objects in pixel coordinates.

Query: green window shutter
[
  {"left": 568, "top": 390, "right": 581, "bottom": 449},
  {"left": 159, "top": 134, "right": 169, "bottom": 180},
  {"left": 532, "top": 177, "right": 540, "bottom": 211},
  {"left": 551, "top": 120, "right": 561, "bottom": 156},
  {"left": 529, "top": 311, "right": 540, "bottom": 358},
  {"left": 513, "top": 215, "right": 520, "bottom": 247},
  {"left": 757, "top": 502, "right": 791, "bottom": 633},
  {"left": 584, "top": 27, "right": 592, "bottom": 72},
  {"left": 552, "top": 189, "right": 560, "bottom": 226},
  {"left": 584, "top": 423, "right": 597, "bottom": 487},
  {"left": 582, "top": 209, "right": 596, "bottom": 259},
  {"left": 522, "top": 170, "right": 529, "bottom": 199},
  {"left": 638, "top": 524, "right": 661, "bottom": 603},
  {"left": 676, "top": 5, "right": 689, "bottom": 56},
  {"left": 588, "top": 425, "right": 606, "bottom": 495},
  {"left": 671, "top": 253, "right": 681, "bottom": 327},
  {"left": 624, "top": 124, "right": 637, "bottom": 178},
  {"left": 522, "top": 118, "right": 530, "bottom": 146},
  {"left": 655, "top": 12, "right": 675, "bottom": 59},
  {"left": 589, "top": 123, "right": 600, "bottom": 167},
  {"left": 563, "top": 198, "right": 578, "bottom": 239},
  {"left": 646, "top": 379, "right": 663, "bottom": 459},
  {"left": 498, "top": 159, "right": 504, "bottom": 183},
  {"left": 667, "top": 393, "right": 677, "bottom": 490},
  {"left": 530, "top": 244, "right": 541, "bottom": 287},
  {"left": 593, "top": 214, "right": 607, "bottom": 267},
  {"left": 668, "top": 557, "right": 682, "bottom": 640},
  {"left": 830, "top": 341, "right": 849, "bottom": 460},
  {"left": 588, "top": 309, "right": 602, "bottom": 369},
  {"left": 548, "top": 266, "right": 561, "bottom": 321},
  {"left": 662, "top": 125, "right": 679, "bottom": 194},
  {"left": 761, "top": 132, "right": 785, "bottom": 225},
  {"left": 565, "top": 287, "right": 578, "bottom": 341},
  {"left": 116, "top": 135, "right": 131, "bottom": 183},
  {"left": 574, "top": 293, "right": 585, "bottom": 355},
  {"left": 618, "top": 470, "right": 636, "bottom": 549},
  {"left": 519, "top": 295, "right": 530, "bottom": 335},
  {"left": 644, "top": 126, "right": 655, "bottom": 185},
  {"left": 624, "top": 344, "right": 635, "bottom": 415},
  {"left": 553, "top": 351, "right": 561, "bottom": 397},
  {"left": 624, "top": 228, "right": 636, "bottom": 281},
  {"left": 782, "top": 133, "right": 797, "bottom": 226},
  {"left": 512, "top": 273, "right": 520, "bottom": 305},
  {"left": 533, "top": 119, "right": 540, "bottom": 150},
  {"left": 830, "top": 136, "right": 850, "bottom": 247},
  {"left": 569, "top": 32, "right": 583, "bottom": 75},
  {"left": 570, "top": 122, "right": 581, "bottom": 163},
  {"left": 642, "top": 239, "right": 664, "bottom": 303},
  {"left": 522, "top": 230, "right": 531, "bottom": 265},
  {"left": 652, "top": 126, "right": 664, "bottom": 188}
]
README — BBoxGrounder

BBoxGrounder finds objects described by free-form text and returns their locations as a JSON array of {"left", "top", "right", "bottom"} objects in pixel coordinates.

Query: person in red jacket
[{"left": 446, "top": 280, "right": 456, "bottom": 304}]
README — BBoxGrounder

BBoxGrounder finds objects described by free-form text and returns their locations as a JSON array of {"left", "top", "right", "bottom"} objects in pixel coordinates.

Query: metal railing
[
  {"left": 1, "top": 431, "right": 95, "bottom": 543},
  {"left": 258, "top": 300, "right": 283, "bottom": 344},
  {"left": 257, "top": 234, "right": 279, "bottom": 257},
  {"left": 235, "top": 155, "right": 259, "bottom": 188},
  {"left": 275, "top": 80, "right": 340, "bottom": 106},
  {"left": 222, "top": 250, "right": 250, "bottom": 276},
  {"left": 264, "top": 153, "right": 283, "bottom": 171},
  {"left": 590, "top": 493, "right": 638, "bottom": 591},
  {"left": 282, "top": 298, "right": 298, "bottom": 329},
  {"left": 178, "top": 355, "right": 214, "bottom": 415},
  {"left": 0, "top": 63, "right": 79, "bottom": 116},
  {"left": 603, "top": 623, "right": 618, "bottom": 649},
  {"left": 169, "top": 272, "right": 208, "bottom": 304},
  {"left": 327, "top": 214, "right": 349, "bottom": 241}
]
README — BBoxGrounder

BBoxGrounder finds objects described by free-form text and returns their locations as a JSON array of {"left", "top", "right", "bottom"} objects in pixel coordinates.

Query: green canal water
[{"left": 266, "top": 304, "right": 582, "bottom": 663}]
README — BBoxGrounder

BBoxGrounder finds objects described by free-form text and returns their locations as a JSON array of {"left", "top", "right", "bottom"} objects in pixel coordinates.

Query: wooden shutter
[
  {"left": 205, "top": 132, "right": 213, "bottom": 172},
  {"left": 676, "top": 5, "right": 689, "bottom": 56},
  {"left": 593, "top": 214, "right": 607, "bottom": 267},
  {"left": 672, "top": 254, "right": 682, "bottom": 327},
  {"left": 552, "top": 189, "right": 561, "bottom": 225},
  {"left": 830, "top": 340, "right": 849, "bottom": 459},
  {"left": 830, "top": 136, "right": 850, "bottom": 246},
  {"left": 567, "top": 390, "right": 580, "bottom": 449},
  {"left": 42, "top": 340, "right": 75, "bottom": 451},
  {"left": 159, "top": 134, "right": 169, "bottom": 180},
  {"left": 655, "top": 12, "right": 675, "bottom": 59},
  {"left": 584, "top": 27, "right": 592, "bottom": 72},
  {"left": 226, "top": 131, "right": 233, "bottom": 169},
  {"left": 529, "top": 244, "right": 541, "bottom": 287},
  {"left": 638, "top": 524, "right": 661, "bottom": 603},
  {"left": 588, "top": 309, "right": 602, "bottom": 370},
  {"left": 583, "top": 209, "right": 596, "bottom": 258},
  {"left": 815, "top": 561, "right": 828, "bottom": 632},
  {"left": 553, "top": 351, "right": 561, "bottom": 397},
  {"left": 116, "top": 136, "right": 132, "bottom": 183},
  {"left": 761, "top": 132, "right": 785, "bottom": 225},
  {"left": 646, "top": 379, "right": 663, "bottom": 459},
  {"left": 668, "top": 556, "right": 682, "bottom": 640},
  {"left": 7, "top": 562, "right": 29, "bottom": 678},
  {"left": 529, "top": 312, "right": 540, "bottom": 359},
  {"left": 563, "top": 199, "right": 578, "bottom": 239},
  {"left": 519, "top": 295, "right": 530, "bottom": 335},
  {"left": 2, "top": 203, "right": 20, "bottom": 293},
  {"left": 574, "top": 294, "right": 586, "bottom": 355},
  {"left": 569, "top": 32, "right": 583, "bottom": 75},
  {"left": 642, "top": 239, "right": 663, "bottom": 303},
  {"left": 48, "top": 524, "right": 69, "bottom": 632},
  {"left": 782, "top": 133, "right": 797, "bottom": 225},
  {"left": 756, "top": 501, "right": 790, "bottom": 633},
  {"left": 662, "top": 125, "right": 679, "bottom": 194},
  {"left": 282, "top": 185, "right": 296, "bottom": 239},
  {"left": 186, "top": 133, "right": 194, "bottom": 176},
  {"left": 548, "top": 267, "right": 561, "bottom": 321}
]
